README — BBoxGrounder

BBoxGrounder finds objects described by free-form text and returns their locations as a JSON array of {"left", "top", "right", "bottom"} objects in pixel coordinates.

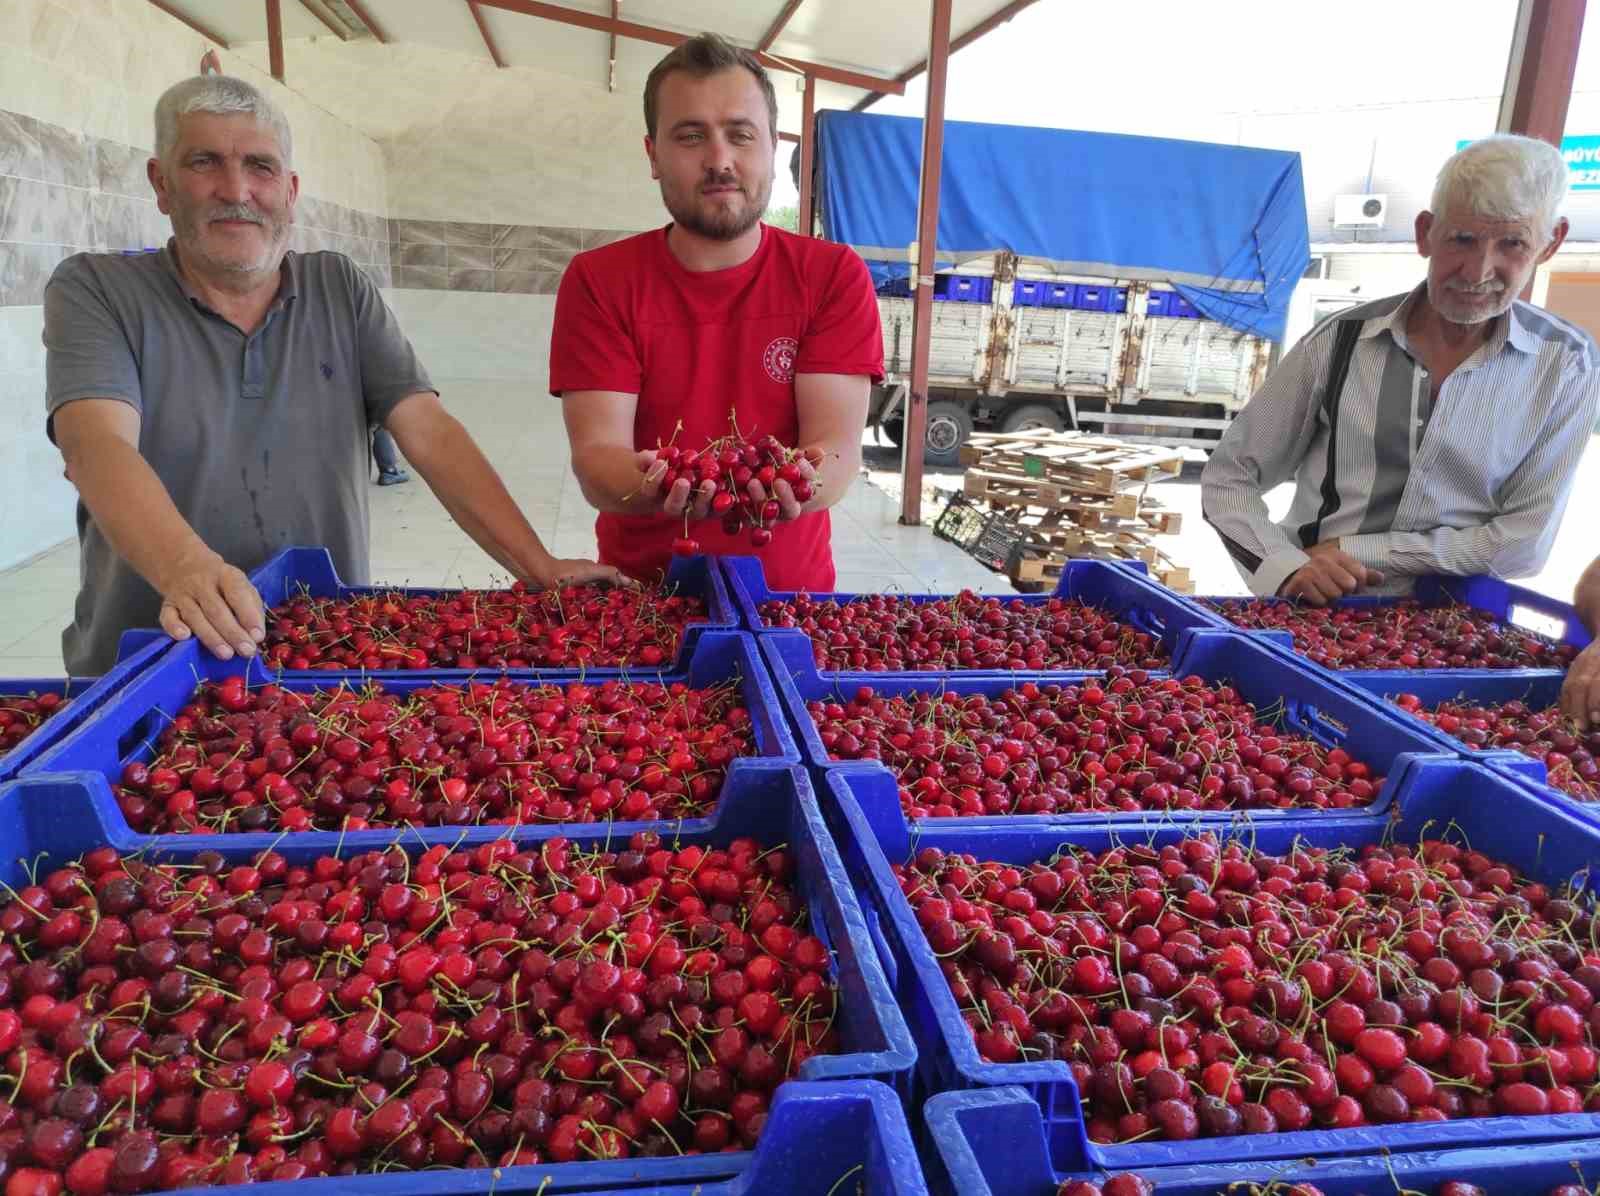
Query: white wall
[
  {"left": 0, "top": 0, "right": 389, "bottom": 571},
  {"left": 0, "top": 0, "right": 388, "bottom": 217},
  {"left": 248, "top": 39, "right": 664, "bottom": 231},
  {"left": 0, "top": 307, "right": 70, "bottom": 570},
  {"left": 382, "top": 289, "right": 553, "bottom": 383}
]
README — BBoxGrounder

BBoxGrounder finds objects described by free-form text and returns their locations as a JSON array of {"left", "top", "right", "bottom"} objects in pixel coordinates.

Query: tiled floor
[{"left": 0, "top": 378, "right": 1007, "bottom": 677}]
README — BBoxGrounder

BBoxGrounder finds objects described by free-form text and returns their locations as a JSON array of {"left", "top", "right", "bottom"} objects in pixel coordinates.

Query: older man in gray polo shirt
[{"left": 44, "top": 75, "right": 613, "bottom": 674}]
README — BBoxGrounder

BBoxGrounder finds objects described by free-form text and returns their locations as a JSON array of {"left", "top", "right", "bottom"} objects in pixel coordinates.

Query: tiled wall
[
  {"left": 0, "top": 108, "right": 392, "bottom": 306},
  {"left": 389, "top": 221, "right": 640, "bottom": 294}
]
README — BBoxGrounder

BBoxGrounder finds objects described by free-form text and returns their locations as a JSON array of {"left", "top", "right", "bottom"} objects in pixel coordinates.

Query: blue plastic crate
[
  {"left": 722, "top": 555, "right": 1192, "bottom": 677},
  {"left": 1104, "top": 286, "right": 1128, "bottom": 314},
  {"left": 1071, "top": 285, "right": 1114, "bottom": 312},
  {"left": 935, "top": 274, "right": 992, "bottom": 303},
  {"left": 926, "top": 1086, "right": 1600, "bottom": 1196},
  {"left": 247, "top": 547, "right": 737, "bottom": 676},
  {"left": 0, "top": 764, "right": 921, "bottom": 1190},
  {"left": 1187, "top": 574, "right": 1590, "bottom": 685},
  {"left": 1012, "top": 279, "right": 1046, "bottom": 307},
  {"left": 831, "top": 756, "right": 1600, "bottom": 1175},
  {"left": 1039, "top": 281, "right": 1076, "bottom": 308},
  {"left": 0, "top": 637, "right": 169, "bottom": 784},
  {"left": 1337, "top": 671, "right": 1600, "bottom": 825},
  {"left": 1144, "top": 289, "right": 1175, "bottom": 317},
  {"left": 1168, "top": 291, "right": 1199, "bottom": 318},
  {"left": 22, "top": 630, "right": 799, "bottom": 846},
  {"left": 779, "top": 626, "right": 1447, "bottom": 829}
]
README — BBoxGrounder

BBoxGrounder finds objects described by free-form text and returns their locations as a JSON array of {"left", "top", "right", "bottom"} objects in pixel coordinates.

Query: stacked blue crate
[
  {"left": 934, "top": 275, "right": 993, "bottom": 303},
  {"left": 775, "top": 626, "right": 1450, "bottom": 838},
  {"left": 1336, "top": 669, "right": 1600, "bottom": 827},
  {"left": 21, "top": 631, "right": 799, "bottom": 844},
  {"left": 0, "top": 637, "right": 169, "bottom": 784},
  {"left": 823, "top": 755, "right": 1600, "bottom": 1175},
  {"left": 926, "top": 1087, "right": 1600, "bottom": 1196},
  {"left": 1012, "top": 279, "right": 1046, "bottom": 306},
  {"left": 0, "top": 763, "right": 924, "bottom": 1192},
  {"left": 1185, "top": 575, "right": 1590, "bottom": 680},
  {"left": 719, "top": 555, "right": 1191, "bottom": 670},
  {"left": 247, "top": 547, "right": 737, "bottom": 677}
]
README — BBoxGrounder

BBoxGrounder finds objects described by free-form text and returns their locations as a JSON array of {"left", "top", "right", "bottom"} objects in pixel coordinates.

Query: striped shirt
[{"left": 1201, "top": 286, "right": 1600, "bottom": 597}]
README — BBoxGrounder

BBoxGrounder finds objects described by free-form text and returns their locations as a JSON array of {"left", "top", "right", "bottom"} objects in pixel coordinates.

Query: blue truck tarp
[{"left": 814, "top": 110, "right": 1310, "bottom": 341}]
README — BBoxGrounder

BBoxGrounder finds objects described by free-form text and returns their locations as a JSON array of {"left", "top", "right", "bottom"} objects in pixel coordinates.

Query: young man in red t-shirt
[{"left": 551, "top": 33, "right": 884, "bottom": 591}]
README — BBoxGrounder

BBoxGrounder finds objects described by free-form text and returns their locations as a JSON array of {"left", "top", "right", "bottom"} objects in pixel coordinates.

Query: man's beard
[
  {"left": 170, "top": 199, "right": 290, "bottom": 276},
  {"left": 1429, "top": 277, "right": 1515, "bottom": 326},
  {"left": 662, "top": 172, "right": 771, "bottom": 241}
]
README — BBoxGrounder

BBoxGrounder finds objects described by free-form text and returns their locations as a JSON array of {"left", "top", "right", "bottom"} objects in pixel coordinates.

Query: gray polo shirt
[{"left": 43, "top": 244, "right": 434, "bottom": 674}]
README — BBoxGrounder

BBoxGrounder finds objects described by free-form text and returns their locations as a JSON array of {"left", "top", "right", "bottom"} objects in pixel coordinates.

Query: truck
[{"left": 811, "top": 112, "right": 1312, "bottom": 463}]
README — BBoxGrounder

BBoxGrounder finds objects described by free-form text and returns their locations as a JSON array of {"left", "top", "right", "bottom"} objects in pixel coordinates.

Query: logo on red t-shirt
[{"left": 762, "top": 336, "right": 798, "bottom": 383}]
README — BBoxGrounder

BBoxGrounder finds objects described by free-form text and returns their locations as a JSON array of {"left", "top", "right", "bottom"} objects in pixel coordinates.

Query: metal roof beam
[
  {"left": 757, "top": 0, "right": 804, "bottom": 53},
  {"left": 468, "top": 0, "right": 509, "bottom": 66},
  {"left": 854, "top": 0, "right": 1038, "bottom": 111},
  {"left": 343, "top": 0, "right": 389, "bottom": 42},
  {"left": 474, "top": 0, "right": 905, "bottom": 94},
  {"left": 298, "top": 0, "right": 348, "bottom": 39},
  {"left": 146, "top": 1, "right": 232, "bottom": 48}
]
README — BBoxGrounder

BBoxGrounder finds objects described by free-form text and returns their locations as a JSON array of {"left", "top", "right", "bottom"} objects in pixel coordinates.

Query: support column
[
  {"left": 898, "top": 0, "right": 953, "bottom": 527},
  {"left": 1497, "top": 0, "right": 1585, "bottom": 301},
  {"left": 266, "top": 0, "right": 284, "bottom": 81},
  {"left": 1497, "top": 0, "right": 1585, "bottom": 143},
  {"left": 798, "top": 75, "right": 817, "bottom": 236}
]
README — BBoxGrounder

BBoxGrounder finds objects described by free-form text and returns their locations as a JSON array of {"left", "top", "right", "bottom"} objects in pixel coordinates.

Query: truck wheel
[
  {"left": 877, "top": 419, "right": 903, "bottom": 448},
  {"left": 999, "top": 404, "right": 1064, "bottom": 435},
  {"left": 924, "top": 400, "right": 973, "bottom": 466}
]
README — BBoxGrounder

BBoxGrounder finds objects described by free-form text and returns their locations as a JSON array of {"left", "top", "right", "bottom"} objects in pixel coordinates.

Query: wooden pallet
[
  {"left": 959, "top": 428, "right": 1193, "bottom": 594},
  {"left": 963, "top": 471, "right": 1145, "bottom": 519},
  {"left": 1067, "top": 501, "right": 1182, "bottom": 536},
  {"left": 1011, "top": 550, "right": 1193, "bottom": 593},
  {"left": 961, "top": 431, "right": 1183, "bottom": 495}
]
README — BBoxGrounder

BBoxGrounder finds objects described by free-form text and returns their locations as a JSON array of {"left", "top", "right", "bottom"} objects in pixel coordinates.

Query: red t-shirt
[{"left": 549, "top": 223, "right": 884, "bottom": 589}]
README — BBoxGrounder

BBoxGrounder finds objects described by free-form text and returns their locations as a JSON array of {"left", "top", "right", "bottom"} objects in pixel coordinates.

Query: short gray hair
[
  {"left": 1430, "top": 134, "right": 1567, "bottom": 236},
  {"left": 154, "top": 75, "right": 293, "bottom": 166}
]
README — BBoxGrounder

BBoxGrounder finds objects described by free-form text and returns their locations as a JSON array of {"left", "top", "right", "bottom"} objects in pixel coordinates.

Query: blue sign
[{"left": 1457, "top": 135, "right": 1600, "bottom": 191}]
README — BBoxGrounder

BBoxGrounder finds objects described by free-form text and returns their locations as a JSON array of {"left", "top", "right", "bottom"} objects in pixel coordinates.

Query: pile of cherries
[
  {"left": 760, "top": 592, "right": 1169, "bottom": 673},
  {"left": 0, "top": 832, "right": 839, "bottom": 1192},
  {"left": 655, "top": 433, "right": 820, "bottom": 557},
  {"left": 808, "top": 674, "right": 1381, "bottom": 818},
  {"left": 1203, "top": 600, "right": 1577, "bottom": 671},
  {"left": 262, "top": 581, "right": 707, "bottom": 671},
  {"left": 898, "top": 832, "right": 1600, "bottom": 1154},
  {"left": 112, "top": 673, "right": 755, "bottom": 833},
  {"left": 1393, "top": 694, "right": 1600, "bottom": 803},
  {"left": 0, "top": 690, "right": 68, "bottom": 760}
]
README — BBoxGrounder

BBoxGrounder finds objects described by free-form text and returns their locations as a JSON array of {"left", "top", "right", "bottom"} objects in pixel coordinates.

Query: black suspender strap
[{"left": 1296, "top": 318, "right": 1363, "bottom": 549}]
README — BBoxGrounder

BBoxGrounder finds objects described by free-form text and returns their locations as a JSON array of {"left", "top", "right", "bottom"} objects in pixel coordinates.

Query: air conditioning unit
[{"left": 1334, "top": 194, "right": 1388, "bottom": 229}]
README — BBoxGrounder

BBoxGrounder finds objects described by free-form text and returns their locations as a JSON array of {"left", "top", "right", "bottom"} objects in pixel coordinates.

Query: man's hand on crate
[
  {"left": 157, "top": 548, "right": 266, "bottom": 660},
  {"left": 1562, "top": 642, "right": 1600, "bottom": 730},
  {"left": 1566, "top": 557, "right": 1600, "bottom": 728},
  {"left": 1278, "top": 539, "right": 1384, "bottom": 605}
]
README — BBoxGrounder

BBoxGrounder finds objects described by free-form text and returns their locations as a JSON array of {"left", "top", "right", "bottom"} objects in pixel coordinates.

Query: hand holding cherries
[{"left": 634, "top": 422, "right": 821, "bottom": 556}]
